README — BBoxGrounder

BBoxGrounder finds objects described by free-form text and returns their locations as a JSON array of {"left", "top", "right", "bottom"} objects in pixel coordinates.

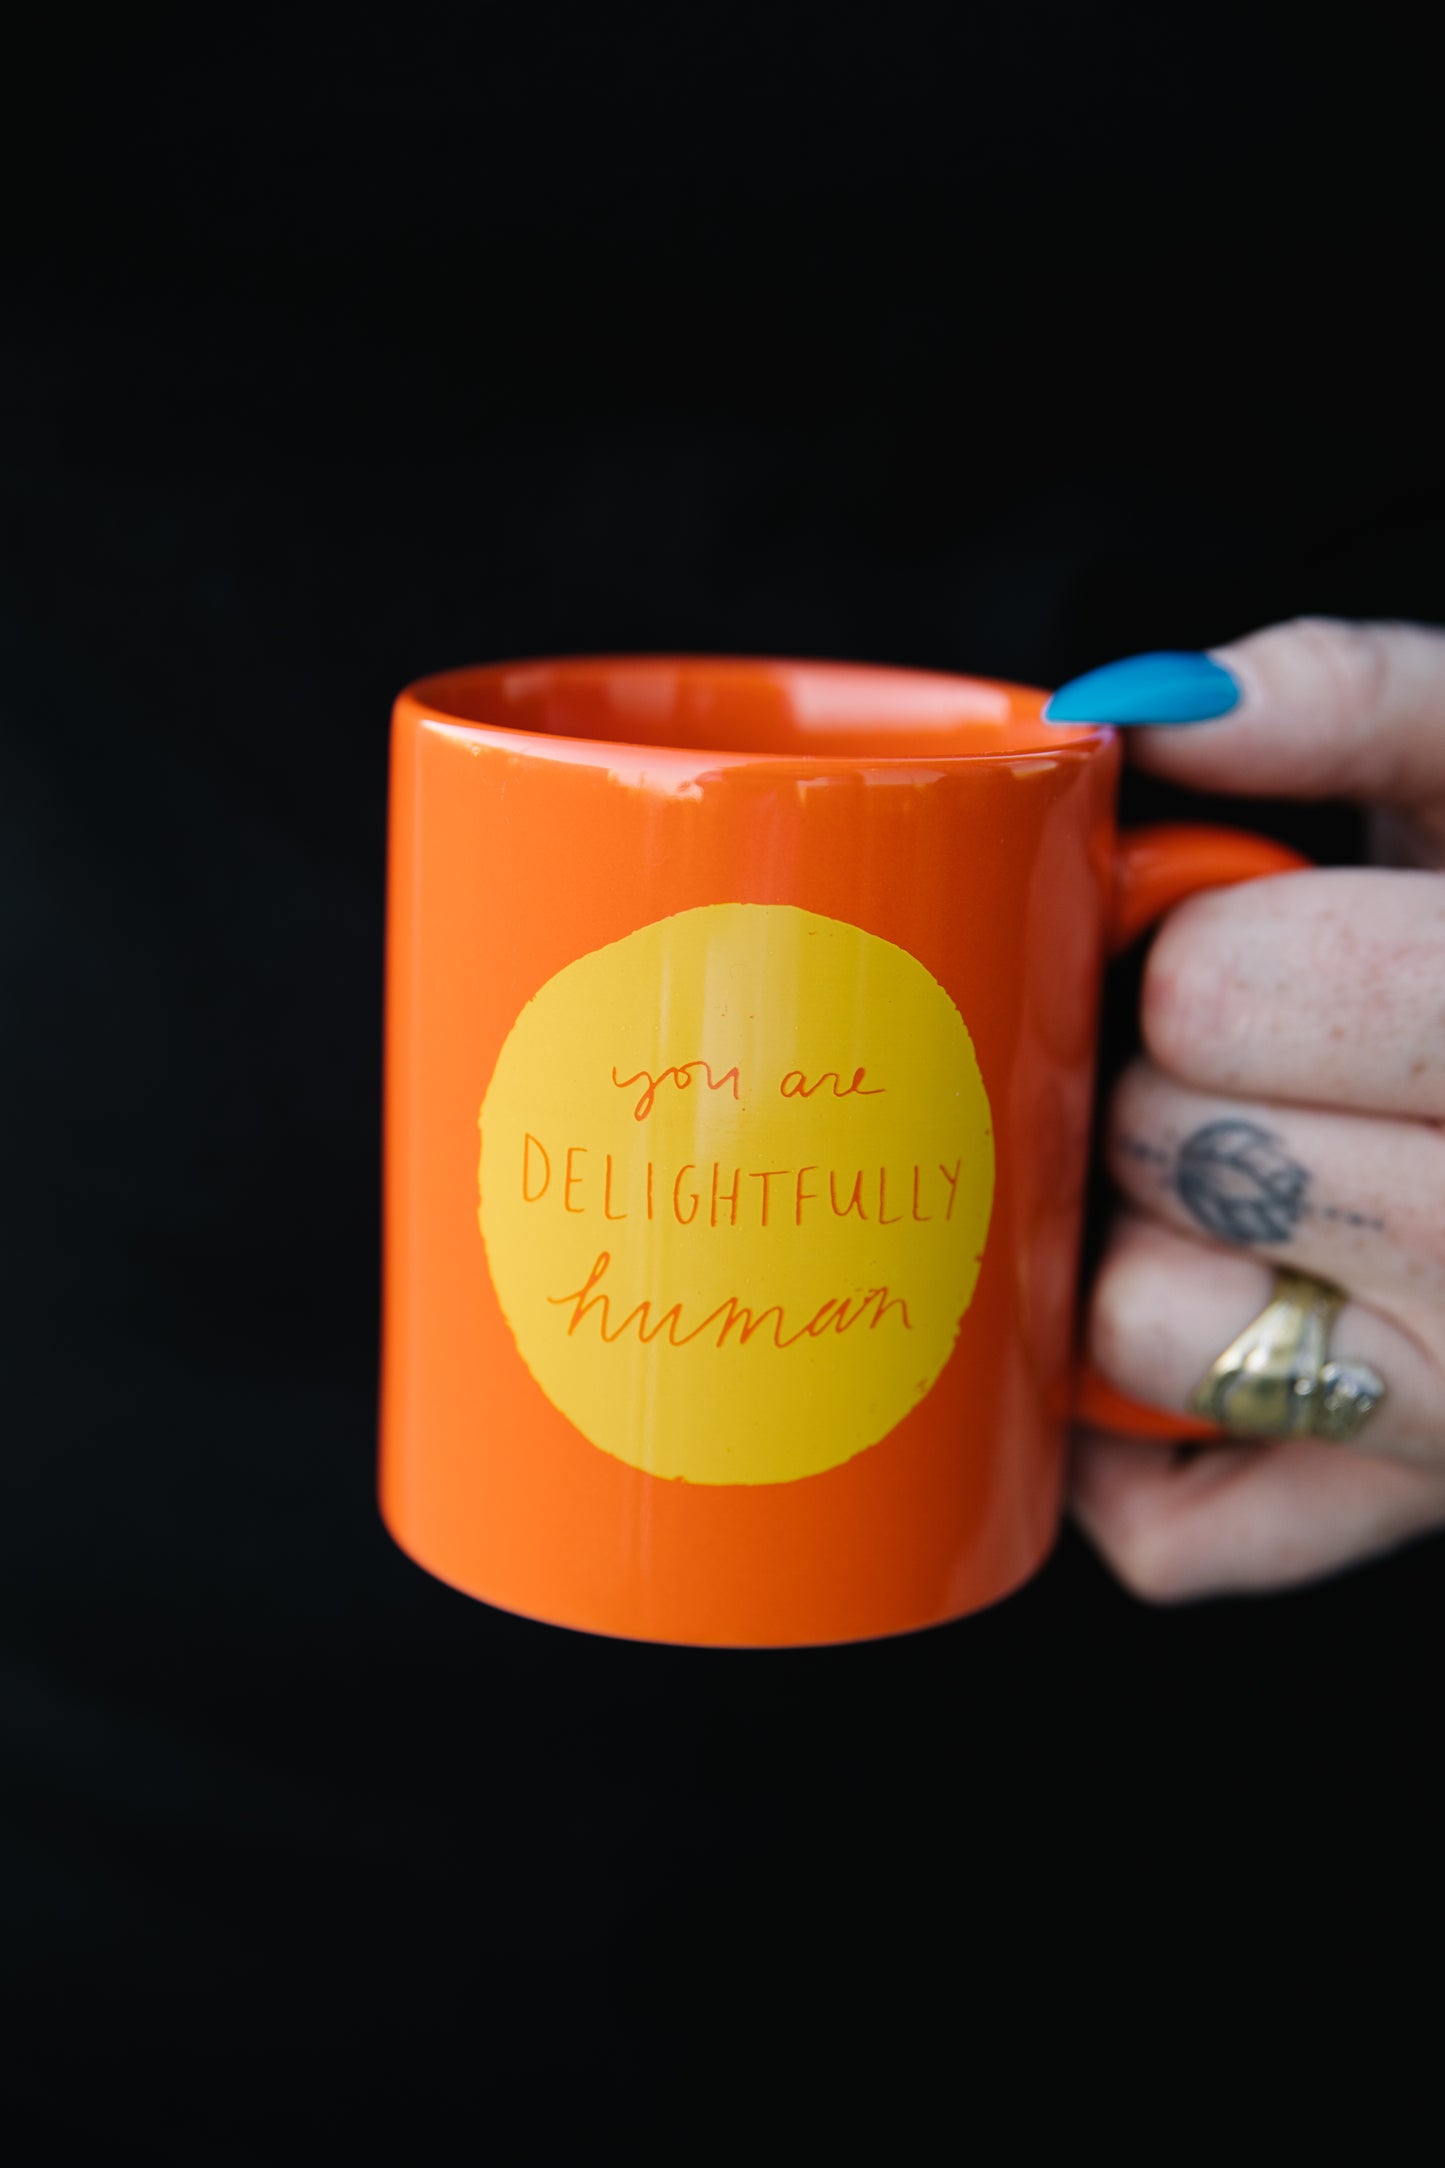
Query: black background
[{"left": 4, "top": 3, "right": 1443, "bottom": 2159}]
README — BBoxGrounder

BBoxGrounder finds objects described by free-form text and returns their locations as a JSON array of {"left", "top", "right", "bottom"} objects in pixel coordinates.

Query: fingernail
[{"left": 1043, "top": 651, "right": 1242, "bottom": 725}]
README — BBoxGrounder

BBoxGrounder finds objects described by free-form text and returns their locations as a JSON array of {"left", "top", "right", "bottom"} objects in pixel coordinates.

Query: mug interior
[{"left": 405, "top": 657, "right": 1108, "bottom": 762}]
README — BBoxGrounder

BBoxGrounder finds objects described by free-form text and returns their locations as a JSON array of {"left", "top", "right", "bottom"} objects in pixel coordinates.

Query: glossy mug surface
[{"left": 379, "top": 658, "right": 1298, "bottom": 1647}]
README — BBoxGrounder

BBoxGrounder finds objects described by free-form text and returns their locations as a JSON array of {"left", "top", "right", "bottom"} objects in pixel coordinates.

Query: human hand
[{"left": 1049, "top": 619, "right": 1445, "bottom": 1599}]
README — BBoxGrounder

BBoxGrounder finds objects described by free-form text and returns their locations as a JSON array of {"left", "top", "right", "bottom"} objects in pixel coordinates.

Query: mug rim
[{"left": 394, "top": 653, "right": 1114, "bottom": 769}]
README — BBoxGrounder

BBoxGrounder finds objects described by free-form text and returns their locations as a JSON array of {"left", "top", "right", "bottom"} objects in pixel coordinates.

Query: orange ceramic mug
[{"left": 380, "top": 658, "right": 1303, "bottom": 1647}]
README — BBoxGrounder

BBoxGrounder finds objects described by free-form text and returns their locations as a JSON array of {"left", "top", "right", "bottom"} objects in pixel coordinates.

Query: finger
[
  {"left": 1087, "top": 1214, "right": 1445, "bottom": 1469},
  {"left": 1049, "top": 618, "right": 1445, "bottom": 823},
  {"left": 1139, "top": 866, "right": 1445, "bottom": 1122},
  {"left": 1107, "top": 1059, "right": 1445, "bottom": 1323},
  {"left": 1070, "top": 1427, "right": 1445, "bottom": 1602}
]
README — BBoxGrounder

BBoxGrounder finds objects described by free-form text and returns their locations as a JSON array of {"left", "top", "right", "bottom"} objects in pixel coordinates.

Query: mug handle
[{"left": 1072, "top": 822, "right": 1312, "bottom": 1441}]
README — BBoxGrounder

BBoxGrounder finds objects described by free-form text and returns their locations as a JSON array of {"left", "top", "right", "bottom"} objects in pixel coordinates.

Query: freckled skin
[
  {"left": 1072, "top": 619, "right": 1445, "bottom": 1602},
  {"left": 1141, "top": 870, "right": 1445, "bottom": 1118}
]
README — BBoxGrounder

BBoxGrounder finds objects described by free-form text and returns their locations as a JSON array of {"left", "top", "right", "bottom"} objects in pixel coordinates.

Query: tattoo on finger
[{"left": 1116, "top": 1119, "right": 1385, "bottom": 1246}]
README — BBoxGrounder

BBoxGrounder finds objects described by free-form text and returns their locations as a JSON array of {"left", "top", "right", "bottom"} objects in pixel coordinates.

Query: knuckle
[
  {"left": 1294, "top": 612, "right": 1391, "bottom": 705},
  {"left": 1278, "top": 617, "right": 1398, "bottom": 777},
  {"left": 1087, "top": 1244, "right": 1138, "bottom": 1383},
  {"left": 1139, "top": 901, "right": 1233, "bottom": 1079},
  {"left": 1106, "top": 1520, "right": 1197, "bottom": 1605},
  {"left": 1076, "top": 1461, "right": 1198, "bottom": 1608},
  {"left": 1284, "top": 613, "right": 1390, "bottom": 695},
  {"left": 1087, "top": 1236, "right": 1171, "bottom": 1392}
]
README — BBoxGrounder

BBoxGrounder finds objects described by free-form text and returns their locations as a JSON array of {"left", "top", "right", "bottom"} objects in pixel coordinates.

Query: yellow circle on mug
[{"left": 478, "top": 903, "right": 994, "bottom": 1485}]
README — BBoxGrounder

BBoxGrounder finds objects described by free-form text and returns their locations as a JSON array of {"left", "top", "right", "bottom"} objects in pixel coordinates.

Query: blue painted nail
[{"left": 1043, "top": 651, "right": 1241, "bottom": 725}]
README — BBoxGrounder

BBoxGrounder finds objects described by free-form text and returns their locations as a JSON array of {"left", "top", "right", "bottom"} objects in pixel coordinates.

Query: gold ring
[{"left": 1188, "top": 1269, "right": 1386, "bottom": 1443}]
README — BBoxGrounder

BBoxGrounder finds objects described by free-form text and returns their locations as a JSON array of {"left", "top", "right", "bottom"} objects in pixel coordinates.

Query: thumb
[{"left": 1045, "top": 617, "right": 1445, "bottom": 810}]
